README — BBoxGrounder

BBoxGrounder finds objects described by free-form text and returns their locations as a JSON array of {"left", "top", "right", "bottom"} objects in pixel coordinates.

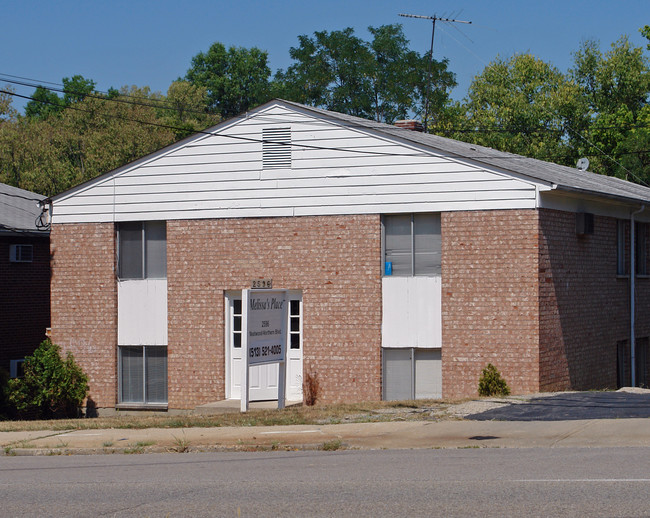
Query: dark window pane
[
  {"left": 145, "top": 346, "right": 167, "bottom": 403},
  {"left": 636, "top": 222, "right": 647, "bottom": 275},
  {"left": 234, "top": 316, "right": 242, "bottom": 332},
  {"left": 119, "top": 223, "right": 143, "bottom": 279},
  {"left": 290, "top": 300, "right": 300, "bottom": 316},
  {"left": 120, "top": 346, "right": 143, "bottom": 402},
  {"left": 290, "top": 317, "right": 300, "bottom": 333},
  {"left": 233, "top": 333, "right": 241, "bottom": 348},
  {"left": 617, "top": 220, "right": 626, "bottom": 276},
  {"left": 233, "top": 299, "right": 242, "bottom": 315},
  {"left": 290, "top": 333, "right": 300, "bottom": 349}
]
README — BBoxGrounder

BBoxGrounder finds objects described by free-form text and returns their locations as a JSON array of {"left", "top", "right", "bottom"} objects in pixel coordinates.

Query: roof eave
[{"left": 551, "top": 184, "right": 650, "bottom": 207}]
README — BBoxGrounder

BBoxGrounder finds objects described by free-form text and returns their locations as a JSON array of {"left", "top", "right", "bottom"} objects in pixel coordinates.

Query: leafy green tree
[
  {"left": 275, "top": 27, "right": 375, "bottom": 118},
  {"left": 615, "top": 105, "right": 650, "bottom": 183},
  {"left": 62, "top": 74, "right": 96, "bottom": 104},
  {"left": 24, "top": 75, "right": 96, "bottom": 120},
  {"left": 184, "top": 42, "right": 272, "bottom": 118},
  {"left": 8, "top": 340, "right": 89, "bottom": 419},
  {"left": 275, "top": 24, "right": 456, "bottom": 125},
  {"left": 24, "top": 85, "right": 64, "bottom": 119},
  {"left": 571, "top": 35, "right": 650, "bottom": 179},
  {"left": 639, "top": 23, "right": 650, "bottom": 53},
  {"left": 0, "top": 85, "right": 17, "bottom": 120},
  {"left": 445, "top": 54, "right": 587, "bottom": 166},
  {"left": 159, "top": 80, "right": 220, "bottom": 138},
  {"left": 0, "top": 85, "right": 176, "bottom": 196}
]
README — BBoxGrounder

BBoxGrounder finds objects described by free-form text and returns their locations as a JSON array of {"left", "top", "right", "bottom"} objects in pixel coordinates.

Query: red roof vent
[{"left": 394, "top": 120, "right": 424, "bottom": 132}]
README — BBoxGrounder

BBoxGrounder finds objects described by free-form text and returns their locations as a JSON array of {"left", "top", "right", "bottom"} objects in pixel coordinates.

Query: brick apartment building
[
  {"left": 0, "top": 183, "right": 50, "bottom": 377},
  {"left": 45, "top": 100, "right": 650, "bottom": 412}
]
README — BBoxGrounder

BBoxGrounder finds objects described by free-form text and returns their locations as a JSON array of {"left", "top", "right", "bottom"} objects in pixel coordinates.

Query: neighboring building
[
  {"left": 0, "top": 183, "right": 50, "bottom": 377},
  {"left": 45, "top": 100, "right": 650, "bottom": 412}
]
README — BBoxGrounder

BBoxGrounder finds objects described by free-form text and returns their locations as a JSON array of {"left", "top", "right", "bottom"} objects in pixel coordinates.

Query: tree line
[{"left": 0, "top": 24, "right": 648, "bottom": 196}]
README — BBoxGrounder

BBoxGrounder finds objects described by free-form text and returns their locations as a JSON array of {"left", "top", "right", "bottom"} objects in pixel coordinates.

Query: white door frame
[{"left": 225, "top": 290, "right": 303, "bottom": 401}]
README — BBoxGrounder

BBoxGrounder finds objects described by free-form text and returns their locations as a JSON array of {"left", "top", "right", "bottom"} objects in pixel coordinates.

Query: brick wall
[
  {"left": 0, "top": 235, "right": 50, "bottom": 372},
  {"left": 167, "top": 214, "right": 382, "bottom": 408},
  {"left": 50, "top": 223, "right": 117, "bottom": 408},
  {"left": 441, "top": 210, "right": 540, "bottom": 398},
  {"left": 538, "top": 209, "right": 645, "bottom": 390}
]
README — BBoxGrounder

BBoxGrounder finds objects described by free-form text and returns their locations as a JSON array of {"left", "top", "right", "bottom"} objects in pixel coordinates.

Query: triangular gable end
[{"left": 51, "top": 100, "right": 544, "bottom": 224}]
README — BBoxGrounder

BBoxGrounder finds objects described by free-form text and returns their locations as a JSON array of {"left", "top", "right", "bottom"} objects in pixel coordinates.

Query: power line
[
  {"left": 5, "top": 77, "right": 648, "bottom": 135},
  {"left": 399, "top": 13, "right": 472, "bottom": 133},
  {"left": 0, "top": 88, "right": 647, "bottom": 178},
  {"left": 4, "top": 72, "right": 649, "bottom": 136},
  {"left": 0, "top": 72, "right": 174, "bottom": 108},
  {"left": 0, "top": 74, "right": 215, "bottom": 117}
]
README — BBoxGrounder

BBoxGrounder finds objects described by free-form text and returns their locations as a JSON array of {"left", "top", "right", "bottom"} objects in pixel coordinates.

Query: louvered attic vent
[{"left": 262, "top": 127, "right": 291, "bottom": 169}]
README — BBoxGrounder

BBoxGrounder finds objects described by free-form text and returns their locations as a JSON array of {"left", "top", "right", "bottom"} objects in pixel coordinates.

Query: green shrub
[
  {"left": 478, "top": 363, "right": 511, "bottom": 397},
  {"left": 8, "top": 340, "right": 89, "bottom": 419},
  {"left": 0, "top": 367, "right": 11, "bottom": 419}
]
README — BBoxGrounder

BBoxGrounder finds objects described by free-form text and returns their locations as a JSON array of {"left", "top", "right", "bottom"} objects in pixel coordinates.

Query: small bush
[
  {"left": 302, "top": 369, "right": 320, "bottom": 406},
  {"left": 478, "top": 363, "right": 511, "bottom": 397},
  {"left": 8, "top": 340, "right": 89, "bottom": 419},
  {"left": 0, "top": 368, "right": 11, "bottom": 418}
]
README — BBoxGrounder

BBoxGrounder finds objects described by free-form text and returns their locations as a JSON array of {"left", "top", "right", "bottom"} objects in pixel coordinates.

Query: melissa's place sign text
[{"left": 246, "top": 290, "right": 287, "bottom": 366}]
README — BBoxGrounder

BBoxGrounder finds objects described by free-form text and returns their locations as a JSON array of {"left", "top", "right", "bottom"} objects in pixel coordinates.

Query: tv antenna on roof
[{"left": 399, "top": 13, "right": 472, "bottom": 133}]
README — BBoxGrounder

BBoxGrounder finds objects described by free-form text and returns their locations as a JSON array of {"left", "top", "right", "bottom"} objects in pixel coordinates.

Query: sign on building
[{"left": 241, "top": 289, "right": 288, "bottom": 411}]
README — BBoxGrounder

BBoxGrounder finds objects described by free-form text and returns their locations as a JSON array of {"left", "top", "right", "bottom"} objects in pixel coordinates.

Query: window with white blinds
[
  {"left": 383, "top": 213, "right": 441, "bottom": 276},
  {"left": 118, "top": 221, "right": 167, "bottom": 279},
  {"left": 119, "top": 346, "right": 167, "bottom": 405}
]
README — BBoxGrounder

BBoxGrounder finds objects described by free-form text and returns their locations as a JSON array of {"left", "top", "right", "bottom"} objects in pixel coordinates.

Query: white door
[{"left": 226, "top": 292, "right": 303, "bottom": 402}]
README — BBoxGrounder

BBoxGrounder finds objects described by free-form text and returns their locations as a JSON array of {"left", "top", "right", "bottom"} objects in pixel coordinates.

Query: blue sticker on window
[{"left": 385, "top": 262, "right": 393, "bottom": 276}]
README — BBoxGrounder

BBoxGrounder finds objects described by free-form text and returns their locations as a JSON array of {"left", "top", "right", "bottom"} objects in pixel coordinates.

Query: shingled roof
[
  {"left": 281, "top": 99, "right": 650, "bottom": 206},
  {"left": 0, "top": 183, "right": 48, "bottom": 235}
]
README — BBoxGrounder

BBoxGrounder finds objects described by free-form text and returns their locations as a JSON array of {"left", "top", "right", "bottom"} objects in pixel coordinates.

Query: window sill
[
  {"left": 116, "top": 403, "right": 168, "bottom": 411},
  {"left": 616, "top": 274, "right": 650, "bottom": 279}
]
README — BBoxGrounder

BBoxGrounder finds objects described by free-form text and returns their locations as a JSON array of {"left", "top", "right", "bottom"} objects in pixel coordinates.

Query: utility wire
[
  {"left": 415, "top": 27, "right": 646, "bottom": 183},
  {"left": 0, "top": 88, "right": 647, "bottom": 169},
  {"left": 3, "top": 73, "right": 649, "bottom": 135},
  {"left": 0, "top": 72, "right": 189, "bottom": 109},
  {"left": 0, "top": 75, "right": 215, "bottom": 117}
]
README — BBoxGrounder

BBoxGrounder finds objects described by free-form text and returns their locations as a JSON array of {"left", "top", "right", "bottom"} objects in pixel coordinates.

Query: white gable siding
[{"left": 52, "top": 103, "right": 541, "bottom": 224}]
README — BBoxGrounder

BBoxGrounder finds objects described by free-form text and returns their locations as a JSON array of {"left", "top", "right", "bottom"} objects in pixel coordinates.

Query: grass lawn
[{"left": 0, "top": 399, "right": 455, "bottom": 432}]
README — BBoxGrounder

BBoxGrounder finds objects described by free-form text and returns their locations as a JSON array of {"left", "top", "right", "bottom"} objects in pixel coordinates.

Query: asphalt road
[
  {"left": 468, "top": 391, "right": 650, "bottom": 421},
  {"left": 2, "top": 448, "right": 649, "bottom": 517}
]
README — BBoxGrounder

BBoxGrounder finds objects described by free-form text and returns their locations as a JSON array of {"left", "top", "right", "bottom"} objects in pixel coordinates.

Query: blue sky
[{"left": 2, "top": 0, "right": 648, "bottom": 112}]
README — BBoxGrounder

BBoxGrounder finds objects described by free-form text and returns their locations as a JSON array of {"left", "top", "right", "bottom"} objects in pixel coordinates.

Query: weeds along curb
[{"left": 1, "top": 442, "right": 353, "bottom": 457}]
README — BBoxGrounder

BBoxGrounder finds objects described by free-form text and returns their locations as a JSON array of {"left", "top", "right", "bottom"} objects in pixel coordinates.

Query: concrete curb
[{"left": 2, "top": 418, "right": 649, "bottom": 456}]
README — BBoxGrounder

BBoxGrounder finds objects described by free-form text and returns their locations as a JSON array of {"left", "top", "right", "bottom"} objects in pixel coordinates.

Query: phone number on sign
[{"left": 249, "top": 345, "right": 282, "bottom": 358}]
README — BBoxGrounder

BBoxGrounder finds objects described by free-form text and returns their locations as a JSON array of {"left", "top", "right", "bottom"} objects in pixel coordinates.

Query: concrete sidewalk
[{"left": 2, "top": 418, "right": 649, "bottom": 456}]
